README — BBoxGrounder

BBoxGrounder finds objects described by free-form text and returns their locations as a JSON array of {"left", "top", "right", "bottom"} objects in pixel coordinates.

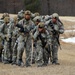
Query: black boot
[{"left": 52, "top": 61, "right": 60, "bottom": 65}]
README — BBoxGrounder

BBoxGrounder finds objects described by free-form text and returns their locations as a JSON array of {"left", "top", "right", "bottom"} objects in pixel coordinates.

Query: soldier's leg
[
  {"left": 25, "top": 38, "right": 32, "bottom": 67},
  {"left": 43, "top": 48, "right": 50, "bottom": 65},
  {"left": 12, "top": 42, "right": 17, "bottom": 64},
  {"left": 36, "top": 45, "right": 44, "bottom": 67},
  {"left": 52, "top": 42, "right": 59, "bottom": 65},
  {"left": 12, "top": 39, "right": 18, "bottom": 64},
  {"left": 0, "top": 43, "right": 3, "bottom": 62},
  {"left": 3, "top": 41, "right": 9, "bottom": 64},
  {"left": 8, "top": 41, "right": 12, "bottom": 63},
  {"left": 17, "top": 42, "right": 24, "bottom": 66}
]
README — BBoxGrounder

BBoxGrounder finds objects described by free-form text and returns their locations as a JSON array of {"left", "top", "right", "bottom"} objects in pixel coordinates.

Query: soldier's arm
[
  {"left": 46, "top": 30, "right": 52, "bottom": 45},
  {"left": 15, "top": 19, "right": 24, "bottom": 29},
  {"left": 0, "top": 24, "right": 5, "bottom": 39},
  {"left": 8, "top": 22, "right": 13, "bottom": 38},
  {"left": 33, "top": 30, "right": 39, "bottom": 40},
  {"left": 58, "top": 22, "right": 64, "bottom": 34},
  {"left": 59, "top": 25, "right": 64, "bottom": 34},
  {"left": 29, "top": 21, "right": 35, "bottom": 31}
]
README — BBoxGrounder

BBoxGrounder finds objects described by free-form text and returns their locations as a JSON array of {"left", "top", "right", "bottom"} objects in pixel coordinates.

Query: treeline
[{"left": 24, "top": 0, "right": 40, "bottom": 13}]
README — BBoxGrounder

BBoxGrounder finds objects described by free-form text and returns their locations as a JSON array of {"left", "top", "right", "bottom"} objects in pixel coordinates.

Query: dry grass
[
  {"left": 0, "top": 13, "right": 16, "bottom": 18},
  {"left": 0, "top": 15, "right": 75, "bottom": 75},
  {"left": 0, "top": 41, "right": 75, "bottom": 75}
]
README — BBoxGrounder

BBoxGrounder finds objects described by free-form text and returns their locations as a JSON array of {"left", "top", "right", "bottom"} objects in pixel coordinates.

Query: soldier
[
  {"left": 30, "top": 16, "right": 42, "bottom": 64},
  {"left": 33, "top": 22, "right": 51, "bottom": 67},
  {"left": 33, "top": 16, "right": 41, "bottom": 32},
  {"left": 8, "top": 16, "right": 20, "bottom": 65},
  {"left": 34, "top": 12, "right": 40, "bottom": 17},
  {"left": 0, "top": 17, "right": 11, "bottom": 64},
  {"left": 0, "top": 42, "right": 3, "bottom": 62},
  {"left": 0, "top": 19, "right": 4, "bottom": 25},
  {"left": 16, "top": 10, "right": 35, "bottom": 67},
  {"left": 17, "top": 10, "right": 24, "bottom": 21},
  {"left": 1, "top": 13, "right": 9, "bottom": 20},
  {"left": 0, "top": 20, "right": 4, "bottom": 61},
  {"left": 46, "top": 13, "right": 64, "bottom": 65}
]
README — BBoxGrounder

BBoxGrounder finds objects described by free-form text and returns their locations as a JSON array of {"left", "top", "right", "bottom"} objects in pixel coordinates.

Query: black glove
[{"left": 45, "top": 44, "right": 49, "bottom": 49}]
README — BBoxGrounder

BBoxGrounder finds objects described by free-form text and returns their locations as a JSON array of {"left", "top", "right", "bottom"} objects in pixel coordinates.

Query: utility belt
[
  {"left": 12, "top": 36, "right": 17, "bottom": 39},
  {"left": 19, "top": 32, "right": 30, "bottom": 37},
  {"left": 17, "top": 40, "right": 25, "bottom": 42}
]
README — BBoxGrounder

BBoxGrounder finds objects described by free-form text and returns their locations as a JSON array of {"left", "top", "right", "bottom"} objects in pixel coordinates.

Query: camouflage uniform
[
  {"left": 0, "top": 20, "right": 4, "bottom": 61},
  {"left": 1, "top": 13, "right": 9, "bottom": 20},
  {"left": 46, "top": 13, "right": 64, "bottom": 64},
  {"left": 34, "top": 12, "right": 40, "bottom": 17},
  {"left": 33, "top": 22, "right": 51, "bottom": 67},
  {"left": 16, "top": 34, "right": 25, "bottom": 66},
  {"left": 8, "top": 17, "right": 19, "bottom": 64},
  {"left": 17, "top": 10, "right": 24, "bottom": 21},
  {"left": 31, "top": 16, "right": 42, "bottom": 63},
  {"left": 0, "top": 17, "right": 11, "bottom": 63},
  {"left": 16, "top": 10, "right": 35, "bottom": 66}
]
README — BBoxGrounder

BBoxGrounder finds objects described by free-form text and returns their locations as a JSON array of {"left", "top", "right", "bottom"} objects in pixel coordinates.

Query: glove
[
  {"left": 31, "top": 36, "right": 34, "bottom": 40},
  {"left": 4, "top": 35, "right": 9, "bottom": 41},
  {"left": 45, "top": 44, "right": 49, "bottom": 49},
  {"left": 54, "top": 25, "right": 59, "bottom": 31}
]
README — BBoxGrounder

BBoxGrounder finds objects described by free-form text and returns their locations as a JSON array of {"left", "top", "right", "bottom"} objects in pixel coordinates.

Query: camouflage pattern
[
  {"left": 46, "top": 17, "right": 64, "bottom": 64},
  {"left": 16, "top": 35, "right": 25, "bottom": 66},
  {"left": 33, "top": 26, "right": 51, "bottom": 66},
  {"left": 25, "top": 10, "right": 31, "bottom": 15},
  {"left": 0, "top": 22, "right": 11, "bottom": 63},
  {"left": 34, "top": 12, "right": 40, "bottom": 17},
  {"left": 17, "top": 10, "right": 24, "bottom": 21},
  {"left": 16, "top": 18, "right": 34, "bottom": 66},
  {"left": 1, "top": 13, "right": 9, "bottom": 20},
  {"left": 0, "top": 11, "right": 65, "bottom": 67},
  {"left": 8, "top": 19, "right": 19, "bottom": 64}
]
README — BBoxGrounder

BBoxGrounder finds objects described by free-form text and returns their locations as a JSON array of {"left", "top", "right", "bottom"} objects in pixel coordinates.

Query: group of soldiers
[{"left": 0, "top": 10, "right": 64, "bottom": 67}]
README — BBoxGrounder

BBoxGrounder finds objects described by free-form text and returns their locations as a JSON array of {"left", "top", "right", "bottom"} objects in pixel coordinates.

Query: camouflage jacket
[
  {"left": 16, "top": 18, "right": 35, "bottom": 35},
  {"left": 33, "top": 30, "right": 51, "bottom": 47}
]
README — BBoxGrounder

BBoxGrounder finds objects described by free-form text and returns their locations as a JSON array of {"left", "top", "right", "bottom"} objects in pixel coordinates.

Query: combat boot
[
  {"left": 17, "top": 59, "right": 24, "bottom": 66},
  {"left": 52, "top": 61, "right": 60, "bottom": 65}
]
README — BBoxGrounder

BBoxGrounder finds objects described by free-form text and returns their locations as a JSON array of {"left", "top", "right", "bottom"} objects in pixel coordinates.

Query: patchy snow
[
  {"left": 60, "top": 16, "right": 75, "bottom": 22},
  {"left": 61, "top": 37, "right": 75, "bottom": 43},
  {"left": 65, "top": 30, "right": 75, "bottom": 32},
  {"left": 65, "top": 19, "right": 75, "bottom": 22}
]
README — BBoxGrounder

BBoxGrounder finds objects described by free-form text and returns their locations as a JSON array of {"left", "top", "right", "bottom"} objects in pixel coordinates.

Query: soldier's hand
[
  {"left": 5, "top": 35, "right": 8, "bottom": 38},
  {"left": 54, "top": 25, "right": 59, "bottom": 31},
  {"left": 45, "top": 44, "right": 49, "bottom": 49},
  {"left": 4, "top": 35, "right": 9, "bottom": 41},
  {"left": 31, "top": 36, "right": 34, "bottom": 40}
]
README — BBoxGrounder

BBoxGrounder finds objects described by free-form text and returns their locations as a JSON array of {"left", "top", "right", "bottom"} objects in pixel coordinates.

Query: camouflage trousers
[
  {"left": 35, "top": 44, "right": 44, "bottom": 66},
  {"left": 3, "top": 40, "right": 12, "bottom": 62},
  {"left": 15, "top": 35, "right": 25, "bottom": 65},
  {"left": 12, "top": 38, "right": 18, "bottom": 63},
  {"left": 51, "top": 39, "right": 59, "bottom": 63},
  {"left": 17, "top": 41, "right": 24, "bottom": 65},
  {"left": 25, "top": 36, "right": 32, "bottom": 66},
  {"left": 43, "top": 47, "right": 50, "bottom": 65}
]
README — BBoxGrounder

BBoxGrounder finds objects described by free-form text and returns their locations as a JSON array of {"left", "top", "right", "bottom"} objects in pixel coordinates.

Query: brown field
[{"left": 0, "top": 14, "right": 75, "bottom": 75}]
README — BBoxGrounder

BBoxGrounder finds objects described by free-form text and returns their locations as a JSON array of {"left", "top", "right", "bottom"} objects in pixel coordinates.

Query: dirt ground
[
  {"left": 0, "top": 41, "right": 75, "bottom": 75},
  {"left": 0, "top": 14, "right": 75, "bottom": 75}
]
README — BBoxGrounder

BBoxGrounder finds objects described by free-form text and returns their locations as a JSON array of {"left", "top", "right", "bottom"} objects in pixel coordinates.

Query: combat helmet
[
  {"left": 38, "top": 22, "right": 45, "bottom": 28},
  {"left": 34, "top": 12, "right": 40, "bottom": 16},
  {"left": 4, "top": 17, "right": 10, "bottom": 23},
  {"left": 52, "top": 13, "right": 59, "bottom": 19},
  {"left": 25, "top": 10, "right": 31, "bottom": 15},
  {"left": 33, "top": 16, "right": 41, "bottom": 22}
]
